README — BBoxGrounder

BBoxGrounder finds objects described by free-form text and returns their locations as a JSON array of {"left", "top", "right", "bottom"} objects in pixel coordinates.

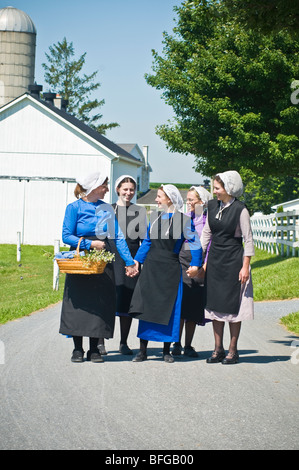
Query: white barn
[{"left": 0, "top": 92, "right": 148, "bottom": 245}]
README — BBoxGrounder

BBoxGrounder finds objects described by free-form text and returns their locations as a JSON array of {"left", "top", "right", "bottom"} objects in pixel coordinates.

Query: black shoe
[
  {"left": 119, "top": 343, "right": 133, "bottom": 355},
  {"left": 132, "top": 351, "right": 147, "bottom": 362},
  {"left": 222, "top": 351, "right": 239, "bottom": 364},
  {"left": 184, "top": 346, "right": 198, "bottom": 358},
  {"left": 86, "top": 350, "right": 104, "bottom": 363},
  {"left": 172, "top": 342, "right": 182, "bottom": 356},
  {"left": 206, "top": 349, "right": 226, "bottom": 363},
  {"left": 71, "top": 349, "right": 84, "bottom": 363},
  {"left": 163, "top": 354, "right": 174, "bottom": 363}
]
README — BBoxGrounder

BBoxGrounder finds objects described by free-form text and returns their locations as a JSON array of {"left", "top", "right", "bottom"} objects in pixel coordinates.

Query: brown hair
[
  {"left": 116, "top": 177, "right": 136, "bottom": 194},
  {"left": 213, "top": 174, "right": 225, "bottom": 188},
  {"left": 74, "top": 183, "right": 87, "bottom": 199}
]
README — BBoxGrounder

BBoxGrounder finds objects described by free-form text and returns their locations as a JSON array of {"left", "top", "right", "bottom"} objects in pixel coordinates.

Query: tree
[
  {"left": 223, "top": 0, "right": 299, "bottom": 38},
  {"left": 42, "top": 37, "right": 119, "bottom": 134},
  {"left": 145, "top": 0, "right": 299, "bottom": 178}
]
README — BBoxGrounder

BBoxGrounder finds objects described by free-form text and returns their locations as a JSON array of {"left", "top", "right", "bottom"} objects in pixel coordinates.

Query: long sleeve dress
[
  {"left": 129, "top": 210, "right": 202, "bottom": 342},
  {"left": 111, "top": 203, "right": 147, "bottom": 316},
  {"left": 59, "top": 198, "right": 135, "bottom": 339},
  {"left": 201, "top": 198, "right": 255, "bottom": 323}
]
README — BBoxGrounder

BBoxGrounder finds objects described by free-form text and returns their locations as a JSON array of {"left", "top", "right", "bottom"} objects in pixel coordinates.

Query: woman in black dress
[
  {"left": 200, "top": 171, "right": 255, "bottom": 364},
  {"left": 98, "top": 175, "right": 147, "bottom": 355}
]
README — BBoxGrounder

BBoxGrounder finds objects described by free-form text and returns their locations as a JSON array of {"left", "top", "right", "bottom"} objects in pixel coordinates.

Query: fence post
[
  {"left": 53, "top": 239, "right": 60, "bottom": 291},
  {"left": 17, "top": 232, "right": 21, "bottom": 262}
]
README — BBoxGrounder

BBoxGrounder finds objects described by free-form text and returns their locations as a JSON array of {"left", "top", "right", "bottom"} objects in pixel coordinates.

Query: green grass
[
  {"left": 251, "top": 248, "right": 299, "bottom": 301},
  {"left": 0, "top": 244, "right": 298, "bottom": 334},
  {"left": 280, "top": 312, "right": 299, "bottom": 335},
  {"left": 0, "top": 244, "right": 65, "bottom": 324}
]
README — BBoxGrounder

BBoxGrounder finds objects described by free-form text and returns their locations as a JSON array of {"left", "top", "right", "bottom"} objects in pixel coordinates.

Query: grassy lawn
[
  {"left": 0, "top": 244, "right": 298, "bottom": 333},
  {"left": 0, "top": 244, "right": 65, "bottom": 324}
]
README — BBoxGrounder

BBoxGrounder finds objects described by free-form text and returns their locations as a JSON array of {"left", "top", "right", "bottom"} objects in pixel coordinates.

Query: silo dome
[
  {"left": 0, "top": 6, "right": 37, "bottom": 106},
  {"left": 0, "top": 6, "right": 37, "bottom": 34}
]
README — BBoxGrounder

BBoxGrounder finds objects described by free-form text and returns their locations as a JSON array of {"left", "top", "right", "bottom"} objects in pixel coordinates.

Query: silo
[{"left": 0, "top": 6, "right": 36, "bottom": 106}]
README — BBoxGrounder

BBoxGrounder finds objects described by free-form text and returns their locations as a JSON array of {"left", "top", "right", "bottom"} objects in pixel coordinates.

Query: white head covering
[
  {"left": 161, "top": 184, "right": 184, "bottom": 211},
  {"left": 76, "top": 171, "right": 107, "bottom": 196},
  {"left": 114, "top": 174, "right": 137, "bottom": 194},
  {"left": 216, "top": 170, "right": 243, "bottom": 198},
  {"left": 190, "top": 186, "right": 213, "bottom": 206}
]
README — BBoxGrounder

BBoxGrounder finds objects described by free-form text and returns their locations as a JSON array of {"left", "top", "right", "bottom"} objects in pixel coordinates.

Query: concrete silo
[{"left": 0, "top": 6, "right": 36, "bottom": 106}]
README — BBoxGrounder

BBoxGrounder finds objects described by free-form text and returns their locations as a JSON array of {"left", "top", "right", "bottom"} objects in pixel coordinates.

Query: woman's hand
[
  {"left": 125, "top": 260, "right": 139, "bottom": 277},
  {"left": 239, "top": 256, "right": 251, "bottom": 284},
  {"left": 186, "top": 266, "right": 199, "bottom": 278},
  {"left": 239, "top": 266, "right": 250, "bottom": 284},
  {"left": 90, "top": 240, "right": 106, "bottom": 251}
]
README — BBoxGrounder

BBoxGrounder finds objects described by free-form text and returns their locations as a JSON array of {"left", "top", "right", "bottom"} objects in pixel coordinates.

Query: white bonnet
[
  {"left": 76, "top": 171, "right": 108, "bottom": 196},
  {"left": 190, "top": 186, "right": 213, "bottom": 206},
  {"left": 216, "top": 171, "right": 243, "bottom": 198},
  {"left": 161, "top": 184, "right": 184, "bottom": 211},
  {"left": 114, "top": 174, "right": 137, "bottom": 194}
]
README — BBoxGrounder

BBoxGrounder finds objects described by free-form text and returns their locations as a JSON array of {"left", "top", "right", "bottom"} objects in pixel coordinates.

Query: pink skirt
[{"left": 204, "top": 273, "right": 254, "bottom": 323}]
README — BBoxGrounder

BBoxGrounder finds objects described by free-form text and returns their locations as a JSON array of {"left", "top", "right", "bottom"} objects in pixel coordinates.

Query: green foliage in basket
[{"left": 81, "top": 248, "right": 115, "bottom": 267}]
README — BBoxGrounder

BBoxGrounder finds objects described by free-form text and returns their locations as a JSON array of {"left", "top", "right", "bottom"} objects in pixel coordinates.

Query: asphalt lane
[{"left": 0, "top": 299, "right": 298, "bottom": 451}]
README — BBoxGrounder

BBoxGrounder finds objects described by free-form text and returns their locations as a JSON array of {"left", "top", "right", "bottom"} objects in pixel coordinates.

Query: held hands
[
  {"left": 125, "top": 260, "right": 139, "bottom": 278},
  {"left": 186, "top": 266, "right": 199, "bottom": 278}
]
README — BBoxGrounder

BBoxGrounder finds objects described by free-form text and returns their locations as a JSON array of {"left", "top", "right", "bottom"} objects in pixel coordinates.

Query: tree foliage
[
  {"left": 223, "top": 0, "right": 299, "bottom": 38},
  {"left": 42, "top": 38, "right": 119, "bottom": 134},
  {"left": 145, "top": 0, "right": 299, "bottom": 178}
]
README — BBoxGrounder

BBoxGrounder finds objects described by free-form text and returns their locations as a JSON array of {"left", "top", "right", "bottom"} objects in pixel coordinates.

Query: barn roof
[{"left": 0, "top": 92, "right": 143, "bottom": 166}]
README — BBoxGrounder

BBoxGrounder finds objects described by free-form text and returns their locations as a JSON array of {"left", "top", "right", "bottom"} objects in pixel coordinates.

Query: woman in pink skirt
[{"left": 200, "top": 171, "right": 255, "bottom": 364}]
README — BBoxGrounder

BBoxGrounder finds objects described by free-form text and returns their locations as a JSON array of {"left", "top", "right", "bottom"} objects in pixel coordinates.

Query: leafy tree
[
  {"left": 223, "top": 0, "right": 299, "bottom": 38},
  {"left": 145, "top": 0, "right": 299, "bottom": 178},
  {"left": 42, "top": 37, "right": 119, "bottom": 134},
  {"left": 240, "top": 170, "right": 299, "bottom": 214}
]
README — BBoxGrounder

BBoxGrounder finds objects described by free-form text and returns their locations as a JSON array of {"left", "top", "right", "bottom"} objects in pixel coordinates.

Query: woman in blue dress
[
  {"left": 59, "top": 171, "right": 137, "bottom": 363},
  {"left": 129, "top": 184, "right": 202, "bottom": 363}
]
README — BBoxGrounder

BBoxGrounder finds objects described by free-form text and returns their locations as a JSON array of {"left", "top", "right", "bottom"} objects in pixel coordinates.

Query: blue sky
[{"left": 1, "top": 0, "right": 205, "bottom": 184}]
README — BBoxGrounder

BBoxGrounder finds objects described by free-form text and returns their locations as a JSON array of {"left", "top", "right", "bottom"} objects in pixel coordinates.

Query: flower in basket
[{"left": 81, "top": 248, "right": 115, "bottom": 268}]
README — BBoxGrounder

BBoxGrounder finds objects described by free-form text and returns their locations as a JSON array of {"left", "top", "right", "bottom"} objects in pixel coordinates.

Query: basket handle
[{"left": 75, "top": 237, "right": 84, "bottom": 257}]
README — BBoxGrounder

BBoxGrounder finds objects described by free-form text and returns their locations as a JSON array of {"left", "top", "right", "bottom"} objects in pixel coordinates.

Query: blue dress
[
  {"left": 131, "top": 211, "right": 202, "bottom": 343},
  {"left": 60, "top": 198, "right": 134, "bottom": 339}
]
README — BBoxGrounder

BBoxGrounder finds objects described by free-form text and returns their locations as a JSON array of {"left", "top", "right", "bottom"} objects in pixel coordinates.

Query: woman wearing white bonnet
[
  {"left": 173, "top": 185, "right": 212, "bottom": 357},
  {"left": 129, "top": 183, "right": 202, "bottom": 363},
  {"left": 59, "top": 170, "right": 137, "bottom": 363},
  {"left": 98, "top": 175, "right": 147, "bottom": 356},
  {"left": 199, "top": 170, "right": 255, "bottom": 364}
]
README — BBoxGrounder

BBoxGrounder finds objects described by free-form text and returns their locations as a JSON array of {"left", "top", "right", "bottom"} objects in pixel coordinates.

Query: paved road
[{"left": 0, "top": 299, "right": 298, "bottom": 451}]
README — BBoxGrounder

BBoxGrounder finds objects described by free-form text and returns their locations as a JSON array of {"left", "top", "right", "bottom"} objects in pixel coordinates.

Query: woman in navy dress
[
  {"left": 59, "top": 171, "right": 137, "bottom": 363},
  {"left": 98, "top": 175, "right": 147, "bottom": 355},
  {"left": 129, "top": 184, "right": 202, "bottom": 363}
]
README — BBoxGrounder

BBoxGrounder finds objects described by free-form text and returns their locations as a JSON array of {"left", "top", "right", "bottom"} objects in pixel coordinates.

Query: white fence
[{"left": 251, "top": 210, "right": 299, "bottom": 257}]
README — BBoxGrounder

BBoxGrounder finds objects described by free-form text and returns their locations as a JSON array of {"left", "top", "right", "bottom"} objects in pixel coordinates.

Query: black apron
[
  {"left": 111, "top": 203, "right": 147, "bottom": 313},
  {"left": 59, "top": 237, "right": 116, "bottom": 338},
  {"left": 205, "top": 199, "right": 244, "bottom": 315},
  {"left": 129, "top": 212, "right": 187, "bottom": 326},
  {"left": 179, "top": 242, "right": 205, "bottom": 323}
]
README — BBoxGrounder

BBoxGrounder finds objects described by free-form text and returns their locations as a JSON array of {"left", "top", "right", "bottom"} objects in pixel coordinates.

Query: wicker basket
[{"left": 56, "top": 237, "right": 107, "bottom": 275}]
